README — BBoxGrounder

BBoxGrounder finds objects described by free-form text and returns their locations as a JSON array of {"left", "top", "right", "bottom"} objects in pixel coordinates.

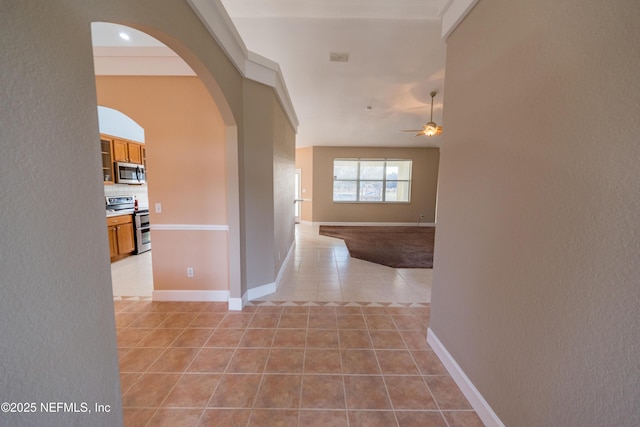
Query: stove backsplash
[{"left": 104, "top": 183, "right": 149, "bottom": 209}]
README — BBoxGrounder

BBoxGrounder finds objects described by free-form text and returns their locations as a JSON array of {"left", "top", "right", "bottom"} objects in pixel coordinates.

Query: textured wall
[
  {"left": 431, "top": 0, "right": 640, "bottom": 425},
  {"left": 241, "top": 80, "right": 296, "bottom": 290},
  {"left": 0, "top": 1, "right": 254, "bottom": 425}
]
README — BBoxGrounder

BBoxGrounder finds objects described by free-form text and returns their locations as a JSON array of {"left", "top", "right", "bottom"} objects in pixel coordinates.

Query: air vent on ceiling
[{"left": 329, "top": 52, "right": 349, "bottom": 63}]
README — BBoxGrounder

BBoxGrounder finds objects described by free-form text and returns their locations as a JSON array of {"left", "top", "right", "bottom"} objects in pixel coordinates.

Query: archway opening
[{"left": 91, "top": 22, "right": 238, "bottom": 304}]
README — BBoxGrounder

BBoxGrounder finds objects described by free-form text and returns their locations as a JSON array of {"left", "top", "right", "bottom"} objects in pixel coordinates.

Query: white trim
[
  {"left": 187, "top": 0, "right": 299, "bottom": 131},
  {"left": 247, "top": 282, "right": 277, "bottom": 301},
  {"left": 427, "top": 328, "right": 506, "bottom": 427},
  {"left": 151, "top": 224, "right": 229, "bottom": 231},
  {"left": 246, "top": 240, "right": 296, "bottom": 301},
  {"left": 228, "top": 297, "right": 244, "bottom": 311},
  {"left": 313, "top": 221, "right": 436, "bottom": 227},
  {"left": 441, "top": 0, "right": 481, "bottom": 39},
  {"left": 152, "top": 289, "right": 230, "bottom": 302}
]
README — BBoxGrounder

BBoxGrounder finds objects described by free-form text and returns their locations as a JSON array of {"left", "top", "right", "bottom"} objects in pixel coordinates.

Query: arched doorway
[{"left": 92, "top": 22, "right": 241, "bottom": 307}]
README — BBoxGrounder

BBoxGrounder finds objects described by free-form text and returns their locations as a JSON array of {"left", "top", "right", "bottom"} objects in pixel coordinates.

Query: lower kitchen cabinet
[{"left": 107, "top": 214, "right": 135, "bottom": 261}]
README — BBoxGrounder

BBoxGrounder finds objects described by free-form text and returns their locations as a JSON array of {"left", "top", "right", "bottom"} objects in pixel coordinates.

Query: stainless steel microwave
[{"left": 115, "top": 162, "right": 146, "bottom": 185}]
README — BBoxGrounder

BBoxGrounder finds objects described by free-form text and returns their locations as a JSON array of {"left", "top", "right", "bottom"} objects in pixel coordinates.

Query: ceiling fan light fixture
[
  {"left": 400, "top": 90, "right": 443, "bottom": 137},
  {"left": 424, "top": 121, "right": 438, "bottom": 136}
]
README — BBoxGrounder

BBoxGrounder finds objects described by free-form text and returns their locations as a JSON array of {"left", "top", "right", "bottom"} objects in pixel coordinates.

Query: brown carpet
[{"left": 319, "top": 225, "right": 435, "bottom": 268}]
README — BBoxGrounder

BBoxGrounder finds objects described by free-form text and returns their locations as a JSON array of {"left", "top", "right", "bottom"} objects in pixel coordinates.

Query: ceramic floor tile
[
  {"left": 341, "top": 350, "right": 380, "bottom": 375},
  {"left": 208, "top": 374, "right": 262, "bottom": 408},
  {"left": 300, "top": 375, "right": 345, "bottom": 409},
  {"left": 171, "top": 329, "right": 214, "bottom": 348},
  {"left": 443, "top": 411, "right": 486, "bottom": 427},
  {"left": 305, "top": 330, "right": 340, "bottom": 348},
  {"left": 114, "top": 224, "right": 485, "bottom": 426},
  {"left": 339, "top": 330, "right": 373, "bottom": 349},
  {"left": 412, "top": 349, "right": 449, "bottom": 375},
  {"left": 384, "top": 375, "right": 438, "bottom": 410},
  {"left": 118, "top": 347, "right": 165, "bottom": 373},
  {"left": 304, "top": 349, "right": 342, "bottom": 374},
  {"left": 247, "top": 409, "right": 299, "bottom": 427},
  {"left": 253, "top": 374, "right": 302, "bottom": 409},
  {"left": 370, "top": 330, "right": 407, "bottom": 349},
  {"left": 146, "top": 408, "right": 203, "bottom": 427},
  {"left": 425, "top": 376, "right": 473, "bottom": 410},
  {"left": 299, "top": 410, "right": 349, "bottom": 427},
  {"left": 348, "top": 410, "right": 397, "bottom": 427},
  {"left": 343, "top": 376, "right": 392, "bottom": 410},
  {"left": 266, "top": 348, "right": 305, "bottom": 373},
  {"left": 122, "top": 408, "right": 156, "bottom": 427},
  {"left": 204, "top": 329, "right": 245, "bottom": 347},
  {"left": 161, "top": 373, "right": 220, "bottom": 408},
  {"left": 396, "top": 411, "right": 448, "bottom": 427},
  {"left": 376, "top": 349, "right": 420, "bottom": 375},
  {"left": 225, "top": 348, "right": 269, "bottom": 373},
  {"left": 198, "top": 409, "right": 251, "bottom": 427},
  {"left": 147, "top": 347, "right": 200, "bottom": 373},
  {"left": 239, "top": 328, "right": 276, "bottom": 348},
  {"left": 121, "top": 373, "right": 182, "bottom": 407},
  {"left": 188, "top": 348, "right": 234, "bottom": 373}
]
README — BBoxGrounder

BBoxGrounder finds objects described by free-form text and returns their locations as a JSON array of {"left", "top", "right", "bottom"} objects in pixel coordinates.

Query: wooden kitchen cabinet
[
  {"left": 107, "top": 214, "right": 135, "bottom": 261},
  {"left": 100, "top": 135, "right": 115, "bottom": 184},
  {"left": 112, "top": 138, "right": 143, "bottom": 164}
]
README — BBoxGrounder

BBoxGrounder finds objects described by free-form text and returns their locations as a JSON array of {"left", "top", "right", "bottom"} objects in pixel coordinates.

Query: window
[{"left": 333, "top": 159, "right": 412, "bottom": 202}]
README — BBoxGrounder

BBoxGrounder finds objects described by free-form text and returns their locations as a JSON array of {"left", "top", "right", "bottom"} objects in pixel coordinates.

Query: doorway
[{"left": 294, "top": 168, "right": 302, "bottom": 224}]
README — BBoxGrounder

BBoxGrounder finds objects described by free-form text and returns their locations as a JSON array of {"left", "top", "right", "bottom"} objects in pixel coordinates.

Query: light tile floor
[
  {"left": 112, "top": 251, "right": 153, "bottom": 298},
  {"left": 111, "top": 223, "right": 431, "bottom": 303},
  {"left": 266, "top": 224, "right": 432, "bottom": 303},
  {"left": 113, "top": 223, "right": 484, "bottom": 426}
]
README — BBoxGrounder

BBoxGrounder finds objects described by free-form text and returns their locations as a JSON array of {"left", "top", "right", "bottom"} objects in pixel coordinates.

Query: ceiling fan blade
[{"left": 401, "top": 130, "right": 423, "bottom": 132}]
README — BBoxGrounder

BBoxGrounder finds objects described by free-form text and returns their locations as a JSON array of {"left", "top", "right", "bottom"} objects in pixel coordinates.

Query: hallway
[{"left": 114, "top": 224, "right": 483, "bottom": 426}]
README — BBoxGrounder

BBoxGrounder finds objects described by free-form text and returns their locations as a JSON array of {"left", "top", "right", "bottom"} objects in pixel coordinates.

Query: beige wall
[
  {"left": 310, "top": 146, "right": 439, "bottom": 223},
  {"left": 295, "top": 147, "right": 314, "bottom": 222},
  {"left": 432, "top": 0, "right": 640, "bottom": 425},
  {"left": 241, "top": 80, "right": 296, "bottom": 290},
  {"left": 97, "top": 76, "right": 228, "bottom": 292}
]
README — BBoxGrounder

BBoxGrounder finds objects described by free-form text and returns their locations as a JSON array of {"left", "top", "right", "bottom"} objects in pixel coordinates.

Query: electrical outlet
[
  {"left": 155, "top": 203, "right": 162, "bottom": 213},
  {"left": 187, "top": 267, "right": 194, "bottom": 277}
]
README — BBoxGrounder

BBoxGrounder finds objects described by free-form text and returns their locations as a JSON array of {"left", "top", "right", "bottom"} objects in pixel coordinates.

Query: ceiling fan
[{"left": 402, "top": 91, "right": 442, "bottom": 137}]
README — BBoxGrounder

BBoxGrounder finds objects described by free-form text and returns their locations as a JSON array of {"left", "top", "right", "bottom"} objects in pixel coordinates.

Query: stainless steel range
[{"left": 105, "top": 195, "right": 151, "bottom": 254}]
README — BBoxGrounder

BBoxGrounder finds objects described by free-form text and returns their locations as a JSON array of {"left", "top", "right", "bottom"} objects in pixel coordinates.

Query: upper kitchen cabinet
[
  {"left": 113, "top": 138, "right": 143, "bottom": 164},
  {"left": 100, "top": 135, "right": 114, "bottom": 184}
]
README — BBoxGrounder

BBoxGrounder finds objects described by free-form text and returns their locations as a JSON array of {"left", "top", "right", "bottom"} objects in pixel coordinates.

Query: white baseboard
[
  {"left": 245, "top": 240, "right": 295, "bottom": 302},
  {"left": 313, "top": 221, "right": 436, "bottom": 227},
  {"left": 152, "top": 290, "right": 230, "bottom": 302},
  {"left": 247, "top": 282, "right": 276, "bottom": 301},
  {"left": 427, "top": 328, "right": 505, "bottom": 427},
  {"left": 227, "top": 297, "right": 244, "bottom": 311}
]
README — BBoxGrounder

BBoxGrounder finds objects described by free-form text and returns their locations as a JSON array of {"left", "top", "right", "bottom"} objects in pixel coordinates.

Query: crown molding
[
  {"left": 441, "top": 0, "right": 481, "bottom": 39},
  {"left": 187, "top": 0, "right": 299, "bottom": 131}
]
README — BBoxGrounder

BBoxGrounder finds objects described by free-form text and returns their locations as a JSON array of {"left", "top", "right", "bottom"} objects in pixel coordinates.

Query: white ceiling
[{"left": 92, "top": 0, "right": 448, "bottom": 148}]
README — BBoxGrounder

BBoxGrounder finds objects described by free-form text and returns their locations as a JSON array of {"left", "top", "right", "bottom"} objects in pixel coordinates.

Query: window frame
[{"left": 332, "top": 158, "right": 412, "bottom": 203}]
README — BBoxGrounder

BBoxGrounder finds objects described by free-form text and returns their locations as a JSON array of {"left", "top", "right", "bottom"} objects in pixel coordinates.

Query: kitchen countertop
[
  {"left": 106, "top": 209, "right": 134, "bottom": 217},
  {"left": 106, "top": 207, "right": 149, "bottom": 217}
]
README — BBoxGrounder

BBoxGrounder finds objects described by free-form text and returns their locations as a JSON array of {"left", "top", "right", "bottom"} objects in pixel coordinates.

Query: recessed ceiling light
[{"left": 118, "top": 32, "right": 130, "bottom": 41}]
